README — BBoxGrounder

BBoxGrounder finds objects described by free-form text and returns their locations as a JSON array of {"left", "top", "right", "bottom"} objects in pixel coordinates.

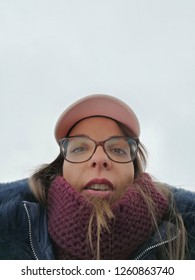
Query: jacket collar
[
  {"left": 132, "top": 220, "right": 178, "bottom": 259},
  {"left": 23, "top": 201, "right": 55, "bottom": 260}
]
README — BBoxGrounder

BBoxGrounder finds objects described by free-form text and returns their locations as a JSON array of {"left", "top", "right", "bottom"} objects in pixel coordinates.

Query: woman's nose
[{"left": 89, "top": 146, "right": 112, "bottom": 169}]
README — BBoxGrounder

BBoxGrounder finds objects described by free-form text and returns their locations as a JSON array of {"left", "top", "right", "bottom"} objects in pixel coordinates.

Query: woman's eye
[
  {"left": 71, "top": 146, "right": 86, "bottom": 153},
  {"left": 112, "top": 148, "right": 126, "bottom": 155}
]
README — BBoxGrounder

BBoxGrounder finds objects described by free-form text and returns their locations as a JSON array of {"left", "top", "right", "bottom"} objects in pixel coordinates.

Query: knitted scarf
[{"left": 47, "top": 173, "right": 168, "bottom": 259}]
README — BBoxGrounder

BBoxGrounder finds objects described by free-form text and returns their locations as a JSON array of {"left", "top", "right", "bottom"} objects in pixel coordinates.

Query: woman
[{"left": 0, "top": 94, "right": 195, "bottom": 259}]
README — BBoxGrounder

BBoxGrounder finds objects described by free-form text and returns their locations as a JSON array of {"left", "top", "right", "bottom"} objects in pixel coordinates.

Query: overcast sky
[{"left": 0, "top": 0, "right": 195, "bottom": 191}]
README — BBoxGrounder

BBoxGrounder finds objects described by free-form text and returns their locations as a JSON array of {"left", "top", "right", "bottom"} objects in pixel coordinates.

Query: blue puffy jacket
[{"left": 0, "top": 179, "right": 195, "bottom": 259}]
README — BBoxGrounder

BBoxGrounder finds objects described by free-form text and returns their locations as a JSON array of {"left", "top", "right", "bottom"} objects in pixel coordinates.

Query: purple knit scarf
[{"left": 47, "top": 173, "right": 168, "bottom": 259}]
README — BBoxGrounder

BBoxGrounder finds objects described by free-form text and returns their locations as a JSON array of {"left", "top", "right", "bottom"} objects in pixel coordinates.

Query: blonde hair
[{"left": 29, "top": 122, "right": 187, "bottom": 259}]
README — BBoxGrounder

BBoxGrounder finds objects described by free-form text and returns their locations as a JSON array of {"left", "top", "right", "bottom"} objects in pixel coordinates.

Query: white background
[{"left": 0, "top": 0, "right": 195, "bottom": 190}]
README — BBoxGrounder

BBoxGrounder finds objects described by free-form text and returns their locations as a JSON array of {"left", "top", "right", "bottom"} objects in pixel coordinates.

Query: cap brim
[{"left": 54, "top": 94, "right": 140, "bottom": 142}]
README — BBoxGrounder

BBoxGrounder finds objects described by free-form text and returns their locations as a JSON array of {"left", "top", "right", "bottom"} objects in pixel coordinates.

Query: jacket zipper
[
  {"left": 23, "top": 202, "right": 39, "bottom": 260},
  {"left": 134, "top": 235, "right": 177, "bottom": 260}
]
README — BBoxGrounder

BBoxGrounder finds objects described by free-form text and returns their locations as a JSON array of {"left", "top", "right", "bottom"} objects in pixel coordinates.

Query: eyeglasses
[{"left": 59, "top": 136, "right": 139, "bottom": 163}]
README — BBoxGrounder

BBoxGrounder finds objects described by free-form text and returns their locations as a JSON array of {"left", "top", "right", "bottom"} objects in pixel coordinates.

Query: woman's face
[{"left": 62, "top": 117, "right": 135, "bottom": 203}]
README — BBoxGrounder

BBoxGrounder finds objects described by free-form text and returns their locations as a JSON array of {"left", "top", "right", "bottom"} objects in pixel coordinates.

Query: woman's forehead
[{"left": 68, "top": 116, "right": 125, "bottom": 138}]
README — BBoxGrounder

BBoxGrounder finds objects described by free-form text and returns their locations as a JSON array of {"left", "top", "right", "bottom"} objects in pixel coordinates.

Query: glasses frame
[{"left": 59, "top": 136, "right": 140, "bottom": 164}]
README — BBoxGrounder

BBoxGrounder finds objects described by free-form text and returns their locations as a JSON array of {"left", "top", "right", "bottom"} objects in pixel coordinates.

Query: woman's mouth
[
  {"left": 87, "top": 183, "right": 112, "bottom": 191},
  {"left": 83, "top": 179, "right": 114, "bottom": 197}
]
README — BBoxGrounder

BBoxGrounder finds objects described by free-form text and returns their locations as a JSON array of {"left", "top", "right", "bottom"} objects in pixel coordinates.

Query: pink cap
[{"left": 54, "top": 94, "right": 140, "bottom": 142}]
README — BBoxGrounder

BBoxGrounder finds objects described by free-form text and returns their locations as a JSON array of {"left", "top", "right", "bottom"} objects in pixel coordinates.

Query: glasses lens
[
  {"left": 60, "top": 137, "right": 138, "bottom": 163},
  {"left": 62, "top": 137, "right": 95, "bottom": 162},
  {"left": 105, "top": 137, "right": 137, "bottom": 163}
]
